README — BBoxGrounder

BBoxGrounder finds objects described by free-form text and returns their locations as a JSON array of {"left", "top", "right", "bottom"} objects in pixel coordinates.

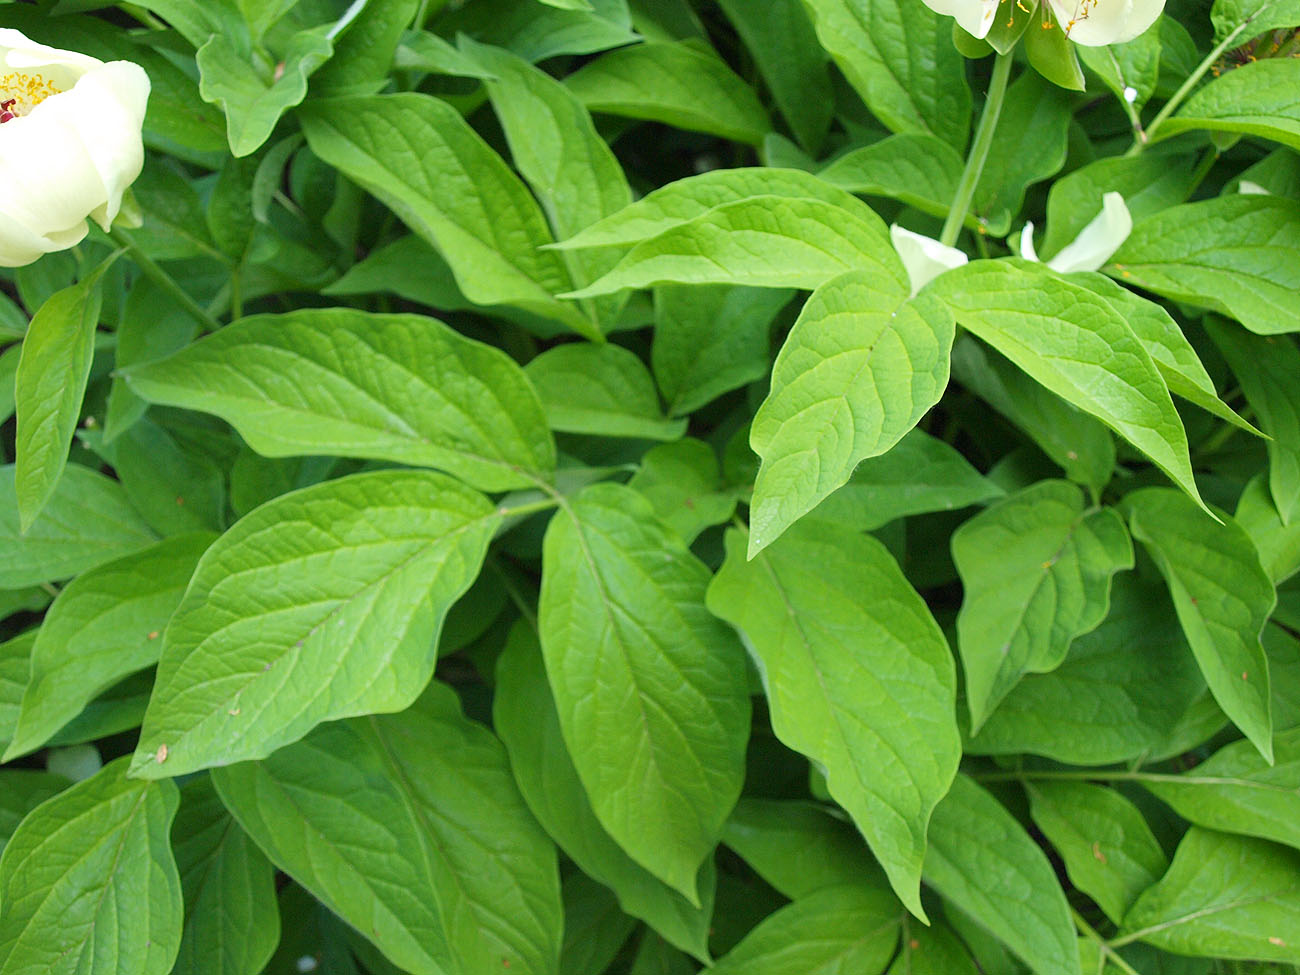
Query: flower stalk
[{"left": 940, "top": 51, "right": 1013, "bottom": 247}]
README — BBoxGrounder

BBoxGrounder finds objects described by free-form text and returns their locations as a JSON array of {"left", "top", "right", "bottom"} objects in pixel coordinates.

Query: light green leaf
[
  {"left": 0, "top": 758, "right": 181, "bottom": 975},
  {"left": 953, "top": 481, "right": 1133, "bottom": 732},
  {"left": 817, "top": 133, "right": 964, "bottom": 222},
  {"left": 524, "top": 343, "right": 686, "bottom": 441},
  {"left": 749, "top": 269, "right": 954, "bottom": 554},
  {"left": 565, "top": 191, "right": 896, "bottom": 298},
  {"left": 923, "top": 774, "right": 1078, "bottom": 975},
  {"left": 130, "top": 470, "right": 499, "bottom": 778},
  {"left": 226, "top": 683, "right": 561, "bottom": 975},
  {"left": 311, "top": 0, "right": 421, "bottom": 97},
  {"left": 627, "top": 439, "right": 736, "bottom": 546},
  {"left": 1027, "top": 782, "right": 1169, "bottom": 924},
  {"left": 968, "top": 573, "right": 1210, "bottom": 765},
  {"left": 171, "top": 776, "right": 279, "bottom": 975},
  {"left": 706, "top": 884, "right": 903, "bottom": 975},
  {"left": 1073, "top": 275, "right": 1259, "bottom": 434},
  {"left": 494, "top": 625, "right": 714, "bottom": 960},
  {"left": 1211, "top": 0, "right": 1300, "bottom": 40},
  {"left": 1109, "top": 194, "right": 1300, "bottom": 336},
  {"left": 437, "top": 0, "right": 638, "bottom": 61},
  {"left": 952, "top": 336, "right": 1116, "bottom": 494},
  {"left": 299, "top": 93, "right": 598, "bottom": 338},
  {"left": 1208, "top": 321, "right": 1300, "bottom": 524},
  {"left": 1237, "top": 475, "right": 1300, "bottom": 584},
  {"left": 126, "top": 309, "right": 555, "bottom": 492},
  {"left": 0, "top": 631, "right": 35, "bottom": 754},
  {"left": 1140, "top": 728, "right": 1300, "bottom": 853},
  {"left": 1160, "top": 60, "right": 1300, "bottom": 153},
  {"left": 722, "top": 799, "right": 886, "bottom": 899},
  {"left": 1124, "top": 487, "right": 1275, "bottom": 762},
  {"left": 799, "top": 0, "right": 970, "bottom": 149},
  {"left": 14, "top": 264, "right": 108, "bottom": 532},
  {"left": 810, "top": 428, "right": 1004, "bottom": 531},
  {"left": 707, "top": 522, "right": 960, "bottom": 920},
  {"left": 886, "top": 921, "right": 979, "bottom": 974},
  {"left": 716, "top": 0, "right": 832, "bottom": 152},
  {"left": 555, "top": 167, "right": 869, "bottom": 250},
  {"left": 930, "top": 260, "right": 1201, "bottom": 509},
  {"left": 539, "top": 483, "right": 750, "bottom": 901},
  {"left": 1076, "top": 22, "right": 1161, "bottom": 109},
  {"left": 0, "top": 464, "right": 156, "bottom": 589},
  {"left": 565, "top": 40, "right": 770, "bottom": 144},
  {"left": 395, "top": 30, "right": 500, "bottom": 79},
  {"left": 652, "top": 284, "right": 791, "bottom": 416},
  {"left": 1122, "top": 828, "right": 1300, "bottom": 963},
  {"left": 3, "top": 533, "right": 212, "bottom": 761}
]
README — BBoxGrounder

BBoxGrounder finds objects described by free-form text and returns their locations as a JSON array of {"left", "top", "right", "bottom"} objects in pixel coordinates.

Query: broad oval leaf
[
  {"left": 707, "top": 521, "right": 960, "bottom": 920},
  {"left": 125, "top": 308, "right": 556, "bottom": 492},
  {"left": 953, "top": 481, "right": 1133, "bottom": 732},
  {"left": 923, "top": 774, "right": 1077, "bottom": 975},
  {"left": 749, "top": 269, "right": 955, "bottom": 555},
  {"left": 0, "top": 463, "right": 157, "bottom": 590},
  {"left": 539, "top": 483, "right": 751, "bottom": 901},
  {"left": 1124, "top": 487, "right": 1275, "bottom": 762},
  {"left": 130, "top": 469, "right": 500, "bottom": 778},
  {"left": 1122, "top": 828, "right": 1300, "bottom": 964},
  {"left": 4, "top": 532, "right": 213, "bottom": 761},
  {"left": 817, "top": 133, "right": 964, "bottom": 222},
  {"left": 1160, "top": 59, "right": 1300, "bottom": 153},
  {"left": 1109, "top": 194, "right": 1300, "bottom": 336},
  {"left": 0, "top": 758, "right": 182, "bottom": 975},
  {"left": 300, "top": 93, "right": 598, "bottom": 339},
  {"left": 929, "top": 260, "right": 1202, "bottom": 509},
  {"left": 213, "top": 684, "right": 562, "bottom": 975}
]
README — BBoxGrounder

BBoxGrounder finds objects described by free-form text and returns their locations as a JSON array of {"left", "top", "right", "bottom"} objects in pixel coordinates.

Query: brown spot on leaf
[{"left": 155, "top": 744, "right": 168, "bottom": 764}]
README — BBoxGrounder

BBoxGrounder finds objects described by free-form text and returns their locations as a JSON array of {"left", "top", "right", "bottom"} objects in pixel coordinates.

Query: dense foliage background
[{"left": 2, "top": 0, "right": 1300, "bottom": 973}]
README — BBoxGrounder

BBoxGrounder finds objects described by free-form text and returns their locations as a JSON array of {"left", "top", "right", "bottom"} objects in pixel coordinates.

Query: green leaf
[
  {"left": 1124, "top": 488, "right": 1276, "bottom": 762},
  {"left": 299, "top": 93, "right": 598, "bottom": 339},
  {"left": 3, "top": 533, "right": 213, "bottom": 761},
  {"left": 0, "top": 772, "right": 66, "bottom": 855},
  {"left": 652, "top": 284, "right": 791, "bottom": 416},
  {"left": 930, "top": 260, "right": 1202, "bottom": 509},
  {"left": 952, "top": 336, "right": 1116, "bottom": 494},
  {"left": 126, "top": 308, "right": 555, "bottom": 492},
  {"left": 213, "top": 684, "right": 562, "bottom": 975},
  {"left": 923, "top": 774, "right": 1077, "bottom": 975},
  {"left": 494, "top": 625, "right": 714, "bottom": 960},
  {"left": 0, "top": 631, "right": 36, "bottom": 755},
  {"left": 817, "top": 133, "right": 965, "bottom": 223},
  {"left": 1025, "top": 11, "right": 1085, "bottom": 91},
  {"left": 524, "top": 343, "right": 686, "bottom": 441},
  {"left": 13, "top": 265, "right": 109, "bottom": 532},
  {"left": 1122, "top": 828, "right": 1300, "bottom": 964},
  {"left": 559, "top": 874, "right": 636, "bottom": 975},
  {"left": 799, "top": 0, "right": 971, "bottom": 149},
  {"left": 748, "top": 269, "right": 954, "bottom": 554},
  {"left": 437, "top": 0, "right": 637, "bottom": 61},
  {"left": 968, "top": 573, "right": 1211, "bottom": 765},
  {"left": 0, "top": 464, "right": 156, "bottom": 589},
  {"left": 1027, "top": 782, "right": 1169, "bottom": 924},
  {"left": 564, "top": 40, "right": 770, "bottom": 145},
  {"left": 707, "top": 522, "right": 960, "bottom": 920},
  {"left": 716, "top": 0, "right": 832, "bottom": 152},
  {"left": 809, "top": 428, "right": 1004, "bottom": 531},
  {"left": 627, "top": 439, "right": 737, "bottom": 546},
  {"left": 1110, "top": 194, "right": 1300, "bottom": 336},
  {"left": 706, "top": 884, "right": 903, "bottom": 975},
  {"left": 1211, "top": 0, "right": 1300, "bottom": 40},
  {"left": 886, "top": 920, "right": 979, "bottom": 974},
  {"left": 1160, "top": 60, "right": 1300, "bottom": 153},
  {"left": 722, "top": 799, "right": 886, "bottom": 899},
  {"left": 1140, "top": 728, "right": 1300, "bottom": 853},
  {"left": 953, "top": 481, "right": 1133, "bottom": 731},
  {"left": 1237, "top": 475, "right": 1300, "bottom": 584},
  {"left": 311, "top": 0, "right": 421, "bottom": 97},
  {"left": 171, "top": 776, "right": 279, "bottom": 975},
  {"left": 0, "top": 758, "right": 182, "bottom": 975},
  {"left": 130, "top": 470, "right": 499, "bottom": 778},
  {"left": 539, "top": 483, "right": 750, "bottom": 901},
  {"left": 1208, "top": 321, "right": 1300, "bottom": 524}
]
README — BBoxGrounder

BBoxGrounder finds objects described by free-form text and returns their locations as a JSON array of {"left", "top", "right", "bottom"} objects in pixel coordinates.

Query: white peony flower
[
  {"left": 919, "top": 0, "right": 1001, "bottom": 39},
  {"left": 0, "top": 29, "right": 150, "bottom": 267},
  {"left": 1020, "top": 191, "right": 1132, "bottom": 274},
  {"left": 920, "top": 0, "right": 1164, "bottom": 46},
  {"left": 890, "top": 225, "right": 969, "bottom": 296}
]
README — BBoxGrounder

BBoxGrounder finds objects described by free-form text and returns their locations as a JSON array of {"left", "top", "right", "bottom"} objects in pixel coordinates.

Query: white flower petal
[
  {"left": 1020, "top": 221, "right": 1041, "bottom": 263},
  {"left": 1047, "top": 0, "right": 1165, "bottom": 46},
  {"left": 1046, "top": 191, "right": 1132, "bottom": 273},
  {"left": 1238, "top": 181, "right": 1270, "bottom": 196},
  {"left": 919, "top": 0, "right": 1001, "bottom": 38},
  {"left": 890, "top": 225, "right": 968, "bottom": 296}
]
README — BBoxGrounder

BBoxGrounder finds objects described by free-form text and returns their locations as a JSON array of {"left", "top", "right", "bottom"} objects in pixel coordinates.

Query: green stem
[
  {"left": 1127, "top": 21, "right": 1253, "bottom": 155},
  {"left": 1073, "top": 909, "right": 1141, "bottom": 975},
  {"left": 498, "top": 496, "right": 561, "bottom": 520},
  {"left": 108, "top": 227, "right": 222, "bottom": 334},
  {"left": 941, "top": 52, "right": 1013, "bottom": 248}
]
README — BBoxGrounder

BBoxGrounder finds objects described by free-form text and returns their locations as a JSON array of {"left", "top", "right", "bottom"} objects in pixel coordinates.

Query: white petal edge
[
  {"left": 1046, "top": 191, "right": 1132, "bottom": 274},
  {"left": 1047, "top": 0, "right": 1165, "bottom": 46},
  {"left": 890, "top": 225, "right": 969, "bottom": 296}
]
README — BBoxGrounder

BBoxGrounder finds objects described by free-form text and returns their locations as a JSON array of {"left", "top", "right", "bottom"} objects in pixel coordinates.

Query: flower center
[{"left": 0, "top": 71, "right": 62, "bottom": 123}]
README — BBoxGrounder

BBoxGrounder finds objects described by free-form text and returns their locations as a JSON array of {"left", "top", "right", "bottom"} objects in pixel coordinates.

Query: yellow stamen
[{"left": 0, "top": 71, "right": 63, "bottom": 122}]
